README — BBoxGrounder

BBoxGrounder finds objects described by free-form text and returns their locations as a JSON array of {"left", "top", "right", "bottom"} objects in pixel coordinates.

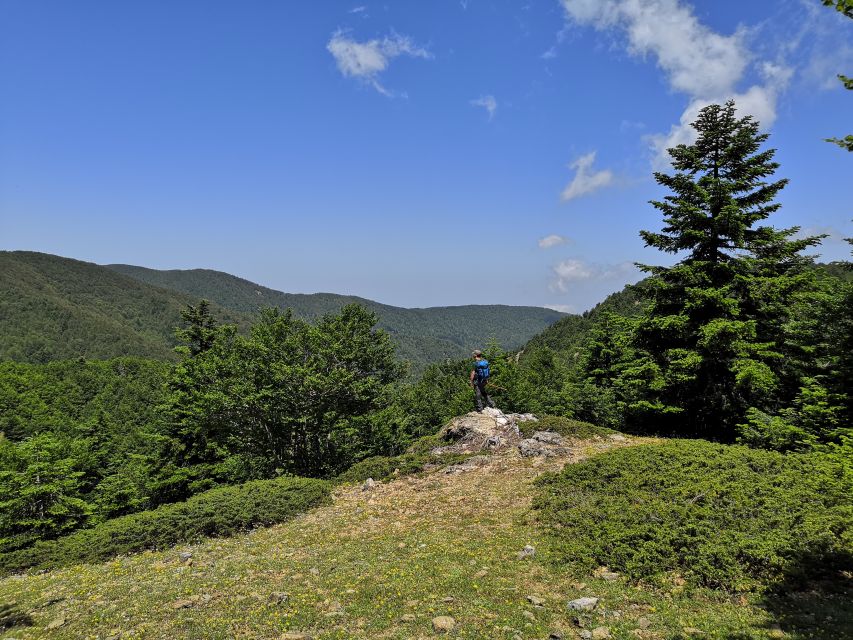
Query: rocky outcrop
[{"left": 433, "top": 408, "right": 534, "bottom": 455}]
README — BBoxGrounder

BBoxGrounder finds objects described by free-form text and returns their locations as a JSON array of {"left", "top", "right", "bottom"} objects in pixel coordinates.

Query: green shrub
[
  {"left": 334, "top": 434, "right": 477, "bottom": 485},
  {"left": 534, "top": 440, "right": 853, "bottom": 591},
  {"left": 520, "top": 414, "right": 614, "bottom": 439},
  {"left": 0, "top": 476, "right": 330, "bottom": 575}
]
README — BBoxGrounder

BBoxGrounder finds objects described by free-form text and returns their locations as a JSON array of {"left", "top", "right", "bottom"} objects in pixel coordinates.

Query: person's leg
[
  {"left": 485, "top": 387, "right": 496, "bottom": 409},
  {"left": 474, "top": 382, "right": 485, "bottom": 411}
]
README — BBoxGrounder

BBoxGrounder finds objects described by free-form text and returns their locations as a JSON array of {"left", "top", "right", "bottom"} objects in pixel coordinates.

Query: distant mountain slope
[
  {"left": 0, "top": 252, "right": 564, "bottom": 370},
  {"left": 521, "top": 283, "right": 644, "bottom": 358},
  {"left": 0, "top": 252, "right": 249, "bottom": 364},
  {"left": 106, "top": 264, "right": 565, "bottom": 369}
]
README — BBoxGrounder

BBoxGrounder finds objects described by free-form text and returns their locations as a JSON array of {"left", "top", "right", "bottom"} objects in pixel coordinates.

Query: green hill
[
  {"left": 0, "top": 252, "right": 564, "bottom": 371},
  {"left": 0, "top": 252, "right": 250, "bottom": 363},
  {"left": 105, "top": 263, "right": 565, "bottom": 369}
]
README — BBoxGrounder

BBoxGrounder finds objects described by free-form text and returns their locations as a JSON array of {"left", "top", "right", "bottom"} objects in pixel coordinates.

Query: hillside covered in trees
[{"left": 0, "top": 251, "right": 564, "bottom": 372}]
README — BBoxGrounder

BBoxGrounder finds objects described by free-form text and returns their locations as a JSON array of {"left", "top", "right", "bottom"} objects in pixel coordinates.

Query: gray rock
[
  {"left": 600, "top": 571, "right": 620, "bottom": 582},
  {"left": 178, "top": 551, "right": 193, "bottom": 562},
  {"left": 400, "top": 613, "right": 416, "bottom": 623},
  {"left": 637, "top": 616, "right": 651, "bottom": 629},
  {"left": 518, "top": 439, "right": 546, "bottom": 457},
  {"left": 432, "top": 615, "right": 456, "bottom": 633},
  {"left": 518, "top": 545, "right": 536, "bottom": 559},
  {"left": 607, "top": 433, "right": 627, "bottom": 442},
  {"left": 532, "top": 431, "right": 564, "bottom": 445},
  {"left": 362, "top": 478, "right": 376, "bottom": 491},
  {"left": 579, "top": 631, "right": 592, "bottom": 640},
  {"left": 591, "top": 627, "right": 611, "bottom": 640},
  {"left": 567, "top": 597, "right": 599, "bottom": 611},
  {"left": 523, "top": 610, "right": 536, "bottom": 621},
  {"left": 268, "top": 592, "right": 289, "bottom": 604},
  {"left": 548, "top": 634, "right": 563, "bottom": 640},
  {"left": 527, "top": 595, "right": 545, "bottom": 607}
]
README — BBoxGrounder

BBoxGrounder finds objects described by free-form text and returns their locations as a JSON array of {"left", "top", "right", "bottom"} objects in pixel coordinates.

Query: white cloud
[
  {"left": 550, "top": 258, "right": 636, "bottom": 292},
  {"left": 559, "top": 0, "right": 793, "bottom": 168},
  {"left": 544, "top": 304, "right": 576, "bottom": 313},
  {"left": 327, "top": 31, "right": 431, "bottom": 96},
  {"left": 538, "top": 234, "right": 568, "bottom": 249},
  {"left": 349, "top": 6, "right": 367, "bottom": 13},
  {"left": 560, "top": 151, "right": 614, "bottom": 202},
  {"left": 470, "top": 95, "right": 497, "bottom": 120}
]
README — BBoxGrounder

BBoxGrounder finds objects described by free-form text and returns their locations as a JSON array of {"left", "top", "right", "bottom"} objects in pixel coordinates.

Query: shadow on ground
[
  {"left": 755, "top": 550, "right": 853, "bottom": 640},
  {"left": 0, "top": 602, "right": 33, "bottom": 632}
]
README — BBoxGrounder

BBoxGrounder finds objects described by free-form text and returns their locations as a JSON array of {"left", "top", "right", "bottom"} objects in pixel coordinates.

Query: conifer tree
[{"left": 628, "top": 101, "right": 820, "bottom": 439}]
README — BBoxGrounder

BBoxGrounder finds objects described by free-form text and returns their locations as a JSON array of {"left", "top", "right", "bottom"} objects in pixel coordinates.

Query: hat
[{"left": 472, "top": 349, "right": 482, "bottom": 357}]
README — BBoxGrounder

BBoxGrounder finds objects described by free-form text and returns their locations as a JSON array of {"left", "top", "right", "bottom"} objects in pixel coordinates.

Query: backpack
[{"left": 474, "top": 358, "right": 490, "bottom": 382}]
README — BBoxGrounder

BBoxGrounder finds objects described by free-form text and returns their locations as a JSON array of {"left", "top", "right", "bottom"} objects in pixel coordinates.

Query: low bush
[
  {"left": 534, "top": 440, "right": 853, "bottom": 591},
  {"left": 334, "top": 434, "right": 475, "bottom": 485},
  {"left": 520, "top": 414, "right": 614, "bottom": 439},
  {"left": 0, "top": 476, "right": 330, "bottom": 575}
]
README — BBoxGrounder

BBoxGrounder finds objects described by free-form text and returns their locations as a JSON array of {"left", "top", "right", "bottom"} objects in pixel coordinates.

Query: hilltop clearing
[{"left": 3, "top": 413, "right": 844, "bottom": 640}]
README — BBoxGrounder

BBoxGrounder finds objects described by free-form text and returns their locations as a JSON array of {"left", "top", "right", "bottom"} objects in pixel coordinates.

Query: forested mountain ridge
[
  {"left": 0, "top": 251, "right": 564, "bottom": 369},
  {"left": 0, "top": 252, "right": 250, "bottom": 364},
  {"left": 105, "top": 262, "right": 565, "bottom": 368}
]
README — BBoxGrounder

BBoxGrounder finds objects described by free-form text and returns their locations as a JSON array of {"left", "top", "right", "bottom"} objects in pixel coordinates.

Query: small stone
[
  {"left": 45, "top": 617, "right": 66, "bottom": 630},
  {"left": 432, "top": 615, "right": 456, "bottom": 633},
  {"left": 268, "top": 592, "right": 289, "bottom": 604},
  {"left": 637, "top": 616, "right": 651, "bottom": 629},
  {"left": 567, "top": 597, "right": 599, "bottom": 611},
  {"left": 400, "top": 614, "right": 416, "bottom": 623},
  {"left": 362, "top": 478, "right": 376, "bottom": 491},
  {"left": 443, "top": 596, "right": 456, "bottom": 603},
  {"left": 280, "top": 633, "right": 312, "bottom": 640},
  {"left": 527, "top": 595, "right": 545, "bottom": 607},
  {"left": 518, "top": 545, "right": 536, "bottom": 559},
  {"left": 607, "top": 434, "right": 627, "bottom": 442},
  {"left": 579, "top": 631, "right": 593, "bottom": 640},
  {"left": 523, "top": 610, "right": 536, "bottom": 621},
  {"left": 178, "top": 551, "right": 193, "bottom": 562},
  {"left": 171, "top": 599, "right": 194, "bottom": 609},
  {"left": 592, "top": 627, "right": 611, "bottom": 640}
]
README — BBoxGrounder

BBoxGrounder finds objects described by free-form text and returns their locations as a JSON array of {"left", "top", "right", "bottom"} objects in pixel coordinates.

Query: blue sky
[{"left": 1, "top": 0, "right": 851, "bottom": 312}]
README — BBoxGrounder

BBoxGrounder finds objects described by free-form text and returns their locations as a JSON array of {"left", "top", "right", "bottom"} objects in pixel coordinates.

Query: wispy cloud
[
  {"left": 538, "top": 234, "right": 568, "bottom": 249},
  {"left": 327, "top": 30, "right": 431, "bottom": 97},
  {"left": 559, "top": 0, "right": 793, "bottom": 168},
  {"left": 560, "top": 151, "right": 614, "bottom": 202},
  {"left": 470, "top": 95, "right": 497, "bottom": 120},
  {"left": 550, "top": 258, "right": 637, "bottom": 292},
  {"left": 349, "top": 6, "right": 367, "bottom": 14}
]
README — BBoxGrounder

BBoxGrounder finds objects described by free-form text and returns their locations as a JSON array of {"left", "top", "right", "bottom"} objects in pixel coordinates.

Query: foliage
[
  {"left": 534, "top": 440, "right": 853, "bottom": 591},
  {"left": 159, "top": 304, "right": 405, "bottom": 492},
  {"left": 518, "top": 415, "right": 614, "bottom": 439},
  {"left": 333, "top": 433, "right": 475, "bottom": 485},
  {"left": 822, "top": 0, "right": 852, "bottom": 149},
  {"left": 0, "top": 476, "right": 330, "bottom": 575}
]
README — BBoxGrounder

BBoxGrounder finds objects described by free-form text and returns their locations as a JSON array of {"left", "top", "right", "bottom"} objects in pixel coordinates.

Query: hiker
[{"left": 470, "top": 349, "right": 496, "bottom": 412}]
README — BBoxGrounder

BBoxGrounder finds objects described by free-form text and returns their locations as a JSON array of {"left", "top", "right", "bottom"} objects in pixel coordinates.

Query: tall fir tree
[{"left": 627, "top": 101, "right": 821, "bottom": 439}]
